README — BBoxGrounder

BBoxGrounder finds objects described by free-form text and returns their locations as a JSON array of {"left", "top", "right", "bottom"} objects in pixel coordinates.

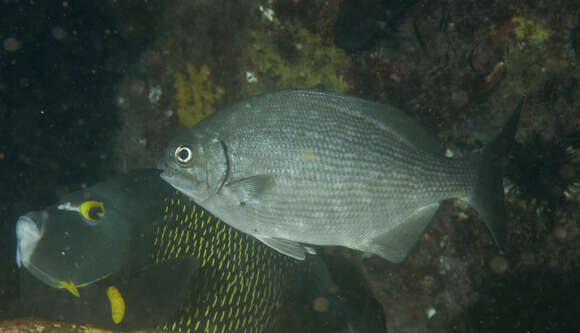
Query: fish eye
[
  {"left": 79, "top": 201, "right": 105, "bottom": 225},
  {"left": 175, "top": 146, "right": 193, "bottom": 165}
]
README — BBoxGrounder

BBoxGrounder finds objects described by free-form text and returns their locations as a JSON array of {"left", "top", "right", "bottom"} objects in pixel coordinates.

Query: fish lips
[
  {"left": 157, "top": 158, "right": 213, "bottom": 203},
  {"left": 157, "top": 157, "right": 180, "bottom": 187},
  {"left": 157, "top": 158, "right": 194, "bottom": 196}
]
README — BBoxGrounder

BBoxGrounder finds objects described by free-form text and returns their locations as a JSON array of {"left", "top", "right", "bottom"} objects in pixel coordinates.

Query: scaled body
[{"left": 159, "top": 90, "right": 519, "bottom": 262}]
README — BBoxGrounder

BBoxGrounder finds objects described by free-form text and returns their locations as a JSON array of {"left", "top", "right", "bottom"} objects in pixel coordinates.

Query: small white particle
[
  {"left": 426, "top": 307, "right": 436, "bottom": 319},
  {"left": 445, "top": 148, "right": 454, "bottom": 158},
  {"left": 148, "top": 85, "right": 162, "bottom": 103},
  {"left": 246, "top": 71, "right": 258, "bottom": 83},
  {"left": 258, "top": 6, "right": 278, "bottom": 23}
]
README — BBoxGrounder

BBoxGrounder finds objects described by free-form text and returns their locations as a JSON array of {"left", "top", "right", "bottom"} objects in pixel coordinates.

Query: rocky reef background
[{"left": 1, "top": 0, "right": 579, "bottom": 332}]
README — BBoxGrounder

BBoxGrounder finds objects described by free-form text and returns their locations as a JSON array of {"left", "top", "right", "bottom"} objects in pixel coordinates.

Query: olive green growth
[
  {"left": 243, "top": 28, "right": 351, "bottom": 96},
  {"left": 512, "top": 15, "right": 550, "bottom": 42},
  {"left": 174, "top": 64, "right": 225, "bottom": 128}
]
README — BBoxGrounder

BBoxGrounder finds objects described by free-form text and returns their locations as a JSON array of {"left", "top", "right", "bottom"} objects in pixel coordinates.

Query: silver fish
[{"left": 158, "top": 90, "right": 521, "bottom": 262}]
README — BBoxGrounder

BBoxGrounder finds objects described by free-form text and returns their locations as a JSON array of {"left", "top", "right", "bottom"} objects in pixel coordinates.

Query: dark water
[{"left": 0, "top": 1, "right": 142, "bottom": 318}]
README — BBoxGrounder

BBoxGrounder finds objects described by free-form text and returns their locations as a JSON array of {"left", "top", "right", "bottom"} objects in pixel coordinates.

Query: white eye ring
[{"left": 175, "top": 146, "right": 193, "bottom": 164}]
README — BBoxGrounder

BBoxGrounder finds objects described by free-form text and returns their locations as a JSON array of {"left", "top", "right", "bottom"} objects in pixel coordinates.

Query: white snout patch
[{"left": 15, "top": 216, "right": 43, "bottom": 269}]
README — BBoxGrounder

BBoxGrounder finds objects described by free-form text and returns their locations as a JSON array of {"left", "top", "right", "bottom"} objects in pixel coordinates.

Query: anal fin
[{"left": 367, "top": 204, "right": 440, "bottom": 263}]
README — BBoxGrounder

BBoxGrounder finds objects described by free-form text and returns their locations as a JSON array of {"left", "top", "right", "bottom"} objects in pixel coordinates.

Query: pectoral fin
[
  {"left": 257, "top": 236, "right": 314, "bottom": 261},
  {"left": 367, "top": 204, "right": 440, "bottom": 263},
  {"left": 223, "top": 175, "right": 274, "bottom": 204},
  {"left": 58, "top": 280, "right": 80, "bottom": 297}
]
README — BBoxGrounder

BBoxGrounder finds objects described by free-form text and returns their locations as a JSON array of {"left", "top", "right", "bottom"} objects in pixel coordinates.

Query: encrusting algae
[
  {"left": 512, "top": 16, "right": 550, "bottom": 42},
  {"left": 174, "top": 64, "right": 224, "bottom": 127},
  {"left": 243, "top": 27, "right": 351, "bottom": 96}
]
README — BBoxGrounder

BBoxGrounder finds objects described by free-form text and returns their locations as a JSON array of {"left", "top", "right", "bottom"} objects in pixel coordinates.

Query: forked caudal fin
[{"left": 469, "top": 99, "right": 524, "bottom": 250}]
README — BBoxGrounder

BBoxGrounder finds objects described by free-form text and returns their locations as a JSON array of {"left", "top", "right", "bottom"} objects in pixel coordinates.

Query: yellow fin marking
[
  {"left": 107, "top": 286, "right": 125, "bottom": 324},
  {"left": 58, "top": 280, "right": 80, "bottom": 297}
]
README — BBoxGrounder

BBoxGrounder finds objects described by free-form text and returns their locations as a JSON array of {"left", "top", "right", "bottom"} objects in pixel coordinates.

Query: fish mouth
[
  {"left": 16, "top": 213, "right": 58, "bottom": 287},
  {"left": 15, "top": 214, "right": 62, "bottom": 288},
  {"left": 157, "top": 158, "right": 180, "bottom": 186},
  {"left": 156, "top": 156, "right": 169, "bottom": 171},
  {"left": 158, "top": 158, "right": 211, "bottom": 202},
  {"left": 159, "top": 170, "right": 191, "bottom": 196},
  {"left": 158, "top": 158, "right": 189, "bottom": 190},
  {"left": 15, "top": 214, "right": 43, "bottom": 269},
  {"left": 15, "top": 214, "right": 110, "bottom": 291}
]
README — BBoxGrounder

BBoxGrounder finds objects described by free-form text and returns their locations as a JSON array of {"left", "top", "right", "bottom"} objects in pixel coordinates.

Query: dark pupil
[
  {"left": 88, "top": 206, "right": 104, "bottom": 220},
  {"left": 178, "top": 148, "right": 190, "bottom": 161}
]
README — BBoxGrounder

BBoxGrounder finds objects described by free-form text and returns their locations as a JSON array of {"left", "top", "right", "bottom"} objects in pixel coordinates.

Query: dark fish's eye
[
  {"left": 175, "top": 146, "right": 193, "bottom": 165},
  {"left": 79, "top": 201, "right": 105, "bottom": 225}
]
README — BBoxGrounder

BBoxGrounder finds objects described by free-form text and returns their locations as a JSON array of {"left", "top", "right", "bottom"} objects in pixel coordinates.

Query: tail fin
[{"left": 470, "top": 100, "right": 524, "bottom": 249}]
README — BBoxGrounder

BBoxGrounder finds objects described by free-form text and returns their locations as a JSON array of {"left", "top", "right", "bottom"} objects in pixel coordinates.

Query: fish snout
[
  {"left": 15, "top": 214, "right": 43, "bottom": 269},
  {"left": 156, "top": 157, "right": 167, "bottom": 170}
]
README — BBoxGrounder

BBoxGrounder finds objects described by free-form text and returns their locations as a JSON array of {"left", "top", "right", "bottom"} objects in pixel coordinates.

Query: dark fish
[
  {"left": 15, "top": 169, "right": 386, "bottom": 332},
  {"left": 158, "top": 90, "right": 522, "bottom": 262}
]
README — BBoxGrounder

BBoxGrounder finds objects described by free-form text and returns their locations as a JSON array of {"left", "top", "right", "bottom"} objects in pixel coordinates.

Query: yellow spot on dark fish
[{"left": 107, "top": 286, "right": 125, "bottom": 324}]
